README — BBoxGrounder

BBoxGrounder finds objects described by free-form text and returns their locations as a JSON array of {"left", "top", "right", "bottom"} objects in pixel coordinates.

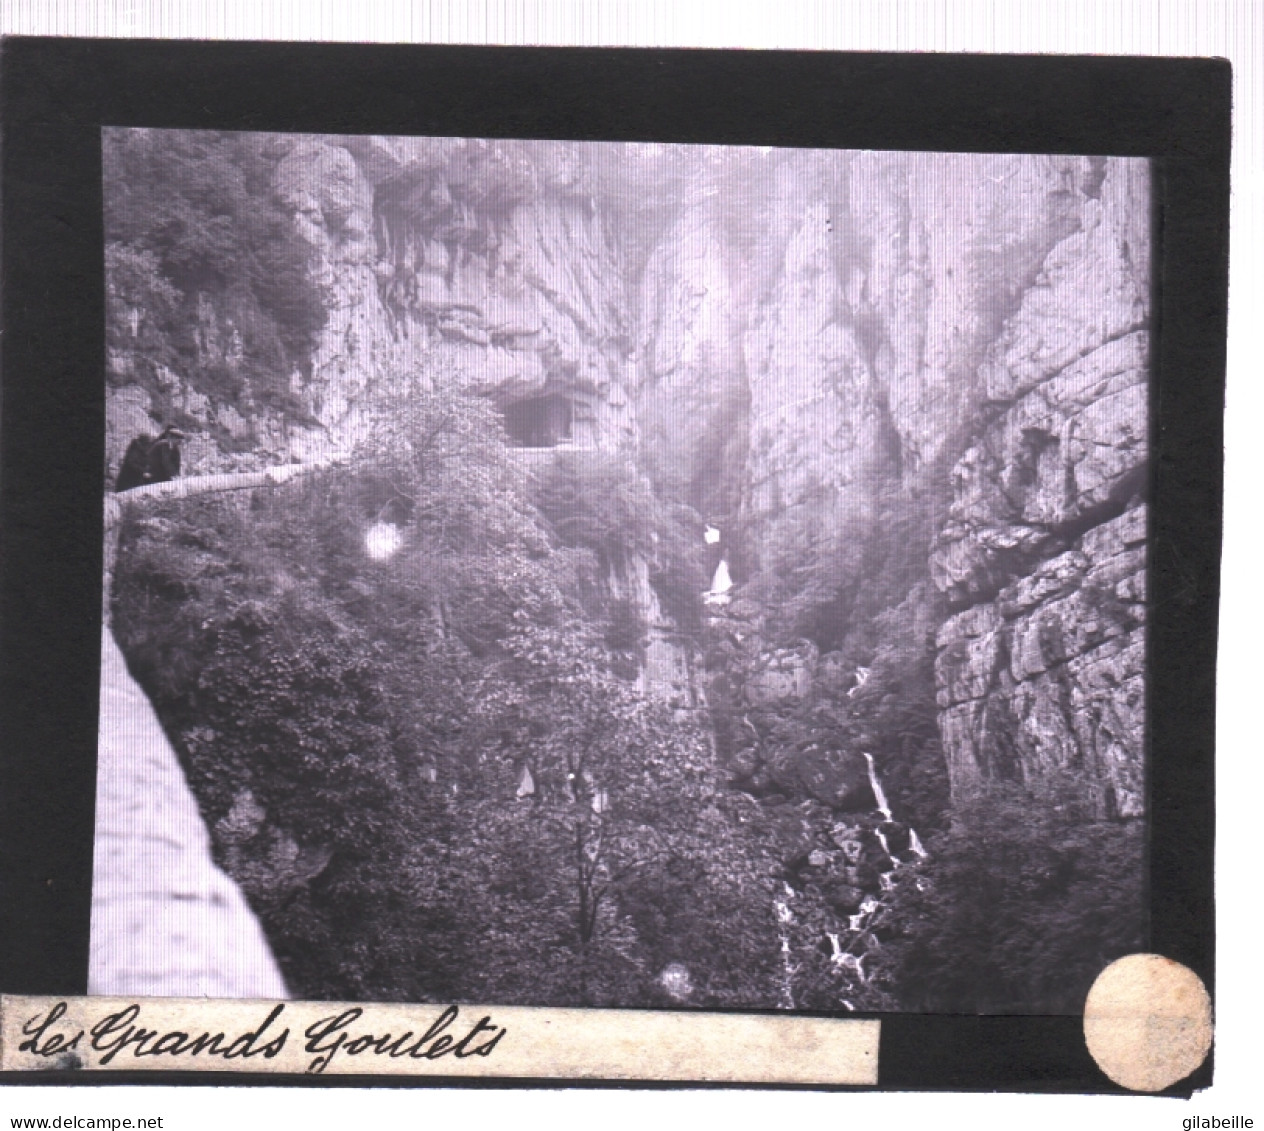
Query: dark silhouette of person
[
  {"left": 147, "top": 425, "right": 184, "bottom": 482},
  {"left": 115, "top": 435, "right": 155, "bottom": 492},
  {"left": 114, "top": 425, "right": 187, "bottom": 492}
]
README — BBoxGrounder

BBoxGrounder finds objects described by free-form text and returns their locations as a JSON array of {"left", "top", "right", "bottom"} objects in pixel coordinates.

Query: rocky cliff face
[
  {"left": 106, "top": 137, "right": 1150, "bottom": 818},
  {"left": 738, "top": 152, "right": 1101, "bottom": 606},
  {"left": 278, "top": 136, "right": 640, "bottom": 457},
  {"left": 91, "top": 629, "right": 288, "bottom": 998},
  {"left": 658, "top": 151, "right": 1149, "bottom": 817},
  {"left": 930, "top": 160, "right": 1149, "bottom": 815},
  {"left": 106, "top": 135, "right": 642, "bottom": 478}
]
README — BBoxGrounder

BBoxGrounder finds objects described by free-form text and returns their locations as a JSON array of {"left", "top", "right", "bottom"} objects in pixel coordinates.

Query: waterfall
[
  {"left": 704, "top": 558, "right": 733, "bottom": 607},
  {"left": 874, "top": 827, "right": 896, "bottom": 866},
  {"left": 862, "top": 752, "right": 893, "bottom": 821},
  {"left": 908, "top": 827, "right": 928, "bottom": 858},
  {"left": 839, "top": 953, "right": 866, "bottom": 983},
  {"left": 849, "top": 896, "right": 880, "bottom": 932},
  {"left": 827, "top": 932, "right": 867, "bottom": 984},
  {"left": 711, "top": 559, "right": 732, "bottom": 594},
  {"left": 702, "top": 524, "right": 732, "bottom": 607},
  {"left": 773, "top": 882, "right": 797, "bottom": 1010},
  {"left": 847, "top": 666, "right": 871, "bottom": 699},
  {"left": 811, "top": 754, "right": 930, "bottom": 1005},
  {"left": 762, "top": 748, "right": 927, "bottom": 1008}
]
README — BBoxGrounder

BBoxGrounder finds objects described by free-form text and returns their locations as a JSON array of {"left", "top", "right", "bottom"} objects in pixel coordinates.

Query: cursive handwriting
[
  {"left": 304, "top": 1005, "right": 505, "bottom": 1074},
  {"left": 19, "top": 1001, "right": 83, "bottom": 1057},
  {"left": 16, "top": 1001, "right": 506, "bottom": 1074},
  {"left": 20, "top": 1001, "right": 288, "bottom": 1066},
  {"left": 89, "top": 1003, "right": 289, "bottom": 1065}
]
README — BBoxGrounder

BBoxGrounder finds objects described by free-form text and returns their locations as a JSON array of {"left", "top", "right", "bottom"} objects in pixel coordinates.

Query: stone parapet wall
[{"left": 90, "top": 630, "right": 288, "bottom": 998}]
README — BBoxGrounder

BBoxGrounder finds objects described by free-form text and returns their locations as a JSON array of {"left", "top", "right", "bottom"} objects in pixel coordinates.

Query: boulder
[
  {"left": 793, "top": 746, "right": 874, "bottom": 811},
  {"left": 727, "top": 747, "right": 760, "bottom": 780},
  {"left": 745, "top": 641, "right": 818, "bottom": 706},
  {"left": 840, "top": 863, "right": 882, "bottom": 891},
  {"left": 880, "top": 821, "right": 911, "bottom": 856},
  {"left": 824, "top": 883, "right": 867, "bottom": 916},
  {"left": 274, "top": 140, "right": 373, "bottom": 236},
  {"left": 105, "top": 386, "right": 156, "bottom": 479},
  {"left": 830, "top": 823, "right": 865, "bottom": 861},
  {"left": 214, "top": 789, "right": 334, "bottom": 907}
]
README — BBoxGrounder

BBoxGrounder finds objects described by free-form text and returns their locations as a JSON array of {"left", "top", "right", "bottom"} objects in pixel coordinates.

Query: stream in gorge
[
  {"left": 100, "top": 133, "right": 1152, "bottom": 1012},
  {"left": 698, "top": 522, "right": 934, "bottom": 1010},
  {"left": 767, "top": 744, "right": 929, "bottom": 1010}
]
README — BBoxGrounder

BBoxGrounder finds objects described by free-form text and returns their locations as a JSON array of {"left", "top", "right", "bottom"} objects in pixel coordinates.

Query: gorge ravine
[{"left": 104, "top": 134, "right": 1150, "bottom": 1010}]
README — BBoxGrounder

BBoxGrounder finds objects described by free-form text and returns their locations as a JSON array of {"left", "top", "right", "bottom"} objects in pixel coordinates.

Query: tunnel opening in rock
[{"left": 502, "top": 394, "right": 574, "bottom": 448}]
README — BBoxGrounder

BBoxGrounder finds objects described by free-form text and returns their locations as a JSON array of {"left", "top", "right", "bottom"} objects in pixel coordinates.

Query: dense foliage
[
  {"left": 531, "top": 452, "right": 708, "bottom": 633},
  {"left": 104, "top": 129, "right": 327, "bottom": 422},
  {"left": 695, "top": 441, "right": 1147, "bottom": 1015},
  {"left": 860, "top": 779, "right": 1146, "bottom": 1014},
  {"left": 106, "top": 136, "right": 1149, "bottom": 1017},
  {"left": 113, "top": 381, "right": 782, "bottom": 1006}
]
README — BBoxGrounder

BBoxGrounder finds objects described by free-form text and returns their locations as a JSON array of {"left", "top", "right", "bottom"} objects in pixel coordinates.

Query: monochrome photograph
[{"left": 93, "top": 129, "right": 1151, "bottom": 1017}]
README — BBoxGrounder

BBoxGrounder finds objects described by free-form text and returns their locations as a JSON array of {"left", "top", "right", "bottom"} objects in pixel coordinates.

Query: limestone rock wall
[
  {"left": 105, "top": 140, "right": 1153, "bottom": 821},
  {"left": 687, "top": 153, "right": 1149, "bottom": 816},
  {"left": 278, "top": 136, "right": 641, "bottom": 454},
  {"left": 847, "top": 151, "right": 1095, "bottom": 472},
  {"left": 741, "top": 193, "right": 888, "bottom": 590},
  {"left": 106, "top": 136, "right": 642, "bottom": 480},
  {"left": 278, "top": 137, "right": 641, "bottom": 460},
  {"left": 734, "top": 152, "right": 1103, "bottom": 617},
  {"left": 606, "top": 553, "right": 701, "bottom": 709},
  {"left": 935, "top": 507, "right": 1146, "bottom": 814},
  {"left": 929, "top": 160, "right": 1150, "bottom": 812},
  {"left": 636, "top": 198, "right": 751, "bottom": 518}
]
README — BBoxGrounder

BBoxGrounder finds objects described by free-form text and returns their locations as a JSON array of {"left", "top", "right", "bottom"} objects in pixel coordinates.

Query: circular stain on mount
[{"left": 1084, "top": 953, "right": 1212, "bottom": 1091}]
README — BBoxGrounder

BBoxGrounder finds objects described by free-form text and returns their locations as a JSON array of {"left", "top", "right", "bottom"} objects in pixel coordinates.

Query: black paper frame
[{"left": 0, "top": 38, "right": 1229, "bottom": 1094}]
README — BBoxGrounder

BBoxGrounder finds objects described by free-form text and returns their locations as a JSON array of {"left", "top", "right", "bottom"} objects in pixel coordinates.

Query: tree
[
  {"left": 112, "top": 371, "right": 786, "bottom": 1010},
  {"left": 453, "top": 623, "right": 714, "bottom": 1004},
  {"left": 110, "top": 484, "right": 468, "bottom": 1003},
  {"left": 104, "top": 243, "right": 181, "bottom": 367},
  {"left": 860, "top": 776, "right": 1146, "bottom": 1014},
  {"left": 103, "top": 129, "right": 327, "bottom": 418}
]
